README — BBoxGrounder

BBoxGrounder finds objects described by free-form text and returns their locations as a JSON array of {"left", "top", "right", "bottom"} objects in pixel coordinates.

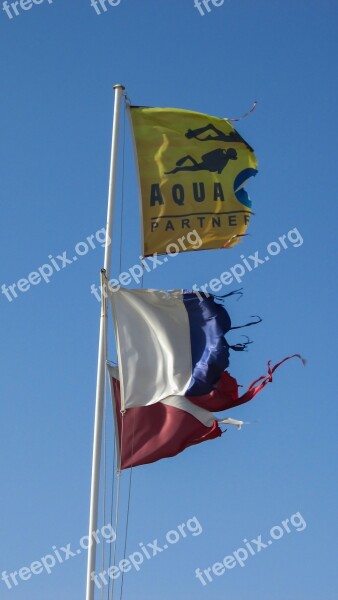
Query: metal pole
[{"left": 85, "top": 84, "right": 125, "bottom": 600}]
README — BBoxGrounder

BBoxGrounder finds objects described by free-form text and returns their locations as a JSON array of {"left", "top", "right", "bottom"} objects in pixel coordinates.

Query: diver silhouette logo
[
  {"left": 164, "top": 121, "right": 254, "bottom": 176},
  {"left": 165, "top": 148, "right": 237, "bottom": 175},
  {"left": 185, "top": 123, "right": 253, "bottom": 152}
]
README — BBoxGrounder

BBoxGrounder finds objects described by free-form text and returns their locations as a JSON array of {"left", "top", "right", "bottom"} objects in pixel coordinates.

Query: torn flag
[
  {"left": 129, "top": 106, "right": 258, "bottom": 256},
  {"left": 108, "top": 366, "right": 222, "bottom": 470},
  {"left": 108, "top": 288, "right": 232, "bottom": 411},
  {"left": 108, "top": 287, "right": 304, "bottom": 469},
  {"left": 109, "top": 356, "right": 303, "bottom": 470}
]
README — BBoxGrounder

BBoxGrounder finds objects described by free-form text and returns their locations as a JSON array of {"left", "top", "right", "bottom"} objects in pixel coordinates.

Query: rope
[
  {"left": 119, "top": 412, "right": 136, "bottom": 600},
  {"left": 119, "top": 99, "right": 127, "bottom": 276},
  {"left": 109, "top": 97, "right": 135, "bottom": 600},
  {"left": 107, "top": 436, "right": 116, "bottom": 600},
  {"left": 100, "top": 387, "right": 107, "bottom": 600},
  {"left": 224, "top": 100, "right": 257, "bottom": 122},
  {"left": 118, "top": 466, "right": 133, "bottom": 600},
  {"left": 101, "top": 278, "right": 109, "bottom": 600},
  {"left": 110, "top": 413, "right": 125, "bottom": 600}
]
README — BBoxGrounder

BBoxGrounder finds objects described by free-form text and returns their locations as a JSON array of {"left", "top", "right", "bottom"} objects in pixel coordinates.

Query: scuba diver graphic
[
  {"left": 165, "top": 147, "right": 237, "bottom": 175},
  {"left": 185, "top": 123, "right": 254, "bottom": 152},
  {"left": 164, "top": 121, "right": 255, "bottom": 176}
]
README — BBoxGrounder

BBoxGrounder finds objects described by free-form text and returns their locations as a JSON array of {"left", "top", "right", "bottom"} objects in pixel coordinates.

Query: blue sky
[{"left": 1, "top": 1, "right": 337, "bottom": 599}]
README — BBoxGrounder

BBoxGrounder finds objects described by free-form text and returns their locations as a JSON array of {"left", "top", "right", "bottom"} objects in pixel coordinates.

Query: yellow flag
[{"left": 129, "top": 106, "right": 258, "bottom": 256}]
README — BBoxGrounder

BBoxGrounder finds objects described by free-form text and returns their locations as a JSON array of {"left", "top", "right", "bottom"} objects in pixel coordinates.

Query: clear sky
[{"left": 1, "top": 1, "right": 337, "bottom": 599}]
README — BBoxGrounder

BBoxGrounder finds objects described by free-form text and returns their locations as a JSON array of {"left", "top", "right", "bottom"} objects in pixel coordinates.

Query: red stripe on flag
[
  {"left": 188, "top": 355, "right": 305, "bottom": 412},
  {"left": 111, "top": 378, "right": 221, "bottom": 470}
]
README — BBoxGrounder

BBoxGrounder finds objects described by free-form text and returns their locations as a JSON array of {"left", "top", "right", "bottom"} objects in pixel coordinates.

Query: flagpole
[{"left": 86, "top": 84, "right": 125, "bottom": 600}]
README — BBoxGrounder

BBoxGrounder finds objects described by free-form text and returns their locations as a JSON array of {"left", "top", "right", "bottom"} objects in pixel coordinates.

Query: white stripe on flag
[
  {"left": 108, "top": 288, "right": 192, "bottom": 410},
  {"left": 161, "top": 395, "right": 215, "bottom": 428}
]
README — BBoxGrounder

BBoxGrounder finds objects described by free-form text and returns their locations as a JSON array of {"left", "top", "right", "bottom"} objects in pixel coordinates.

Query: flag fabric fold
[
  {"left": 188, "top": 354, "right": 305, "bottom": 412},
  {"left": 129, "top": 106, "right": 258, "bottom": 256},
  {"left": 109, "top": 355, "right": 304, "bottom": 470},
  {"left": 109, "top": 367, "right": 222, "bottom": 470},
  {"left": 108, "top": 287, "right": 304, "bottom": 469},
  {"left": 109, "top": 288, "right": 233, "bottom": 411}
]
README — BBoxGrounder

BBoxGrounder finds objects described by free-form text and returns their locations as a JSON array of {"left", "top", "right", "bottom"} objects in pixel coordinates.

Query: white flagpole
[{"left": 86, "top": 84, "right": 125, "bottom": 600}]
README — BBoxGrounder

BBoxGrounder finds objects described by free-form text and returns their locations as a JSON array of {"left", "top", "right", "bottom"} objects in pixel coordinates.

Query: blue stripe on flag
[{"left": 183, "top": 292, "right": 231, "bottom": 396}]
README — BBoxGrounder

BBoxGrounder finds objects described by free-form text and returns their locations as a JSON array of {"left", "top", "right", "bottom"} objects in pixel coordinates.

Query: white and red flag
[{"left": 108, "top": 287, "right": 304, "bottom": 469}]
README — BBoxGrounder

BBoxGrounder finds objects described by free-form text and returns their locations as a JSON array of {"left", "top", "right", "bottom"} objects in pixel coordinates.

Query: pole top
[{"left": 113, "top": 84, "right": 125, "bottom": 90}]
